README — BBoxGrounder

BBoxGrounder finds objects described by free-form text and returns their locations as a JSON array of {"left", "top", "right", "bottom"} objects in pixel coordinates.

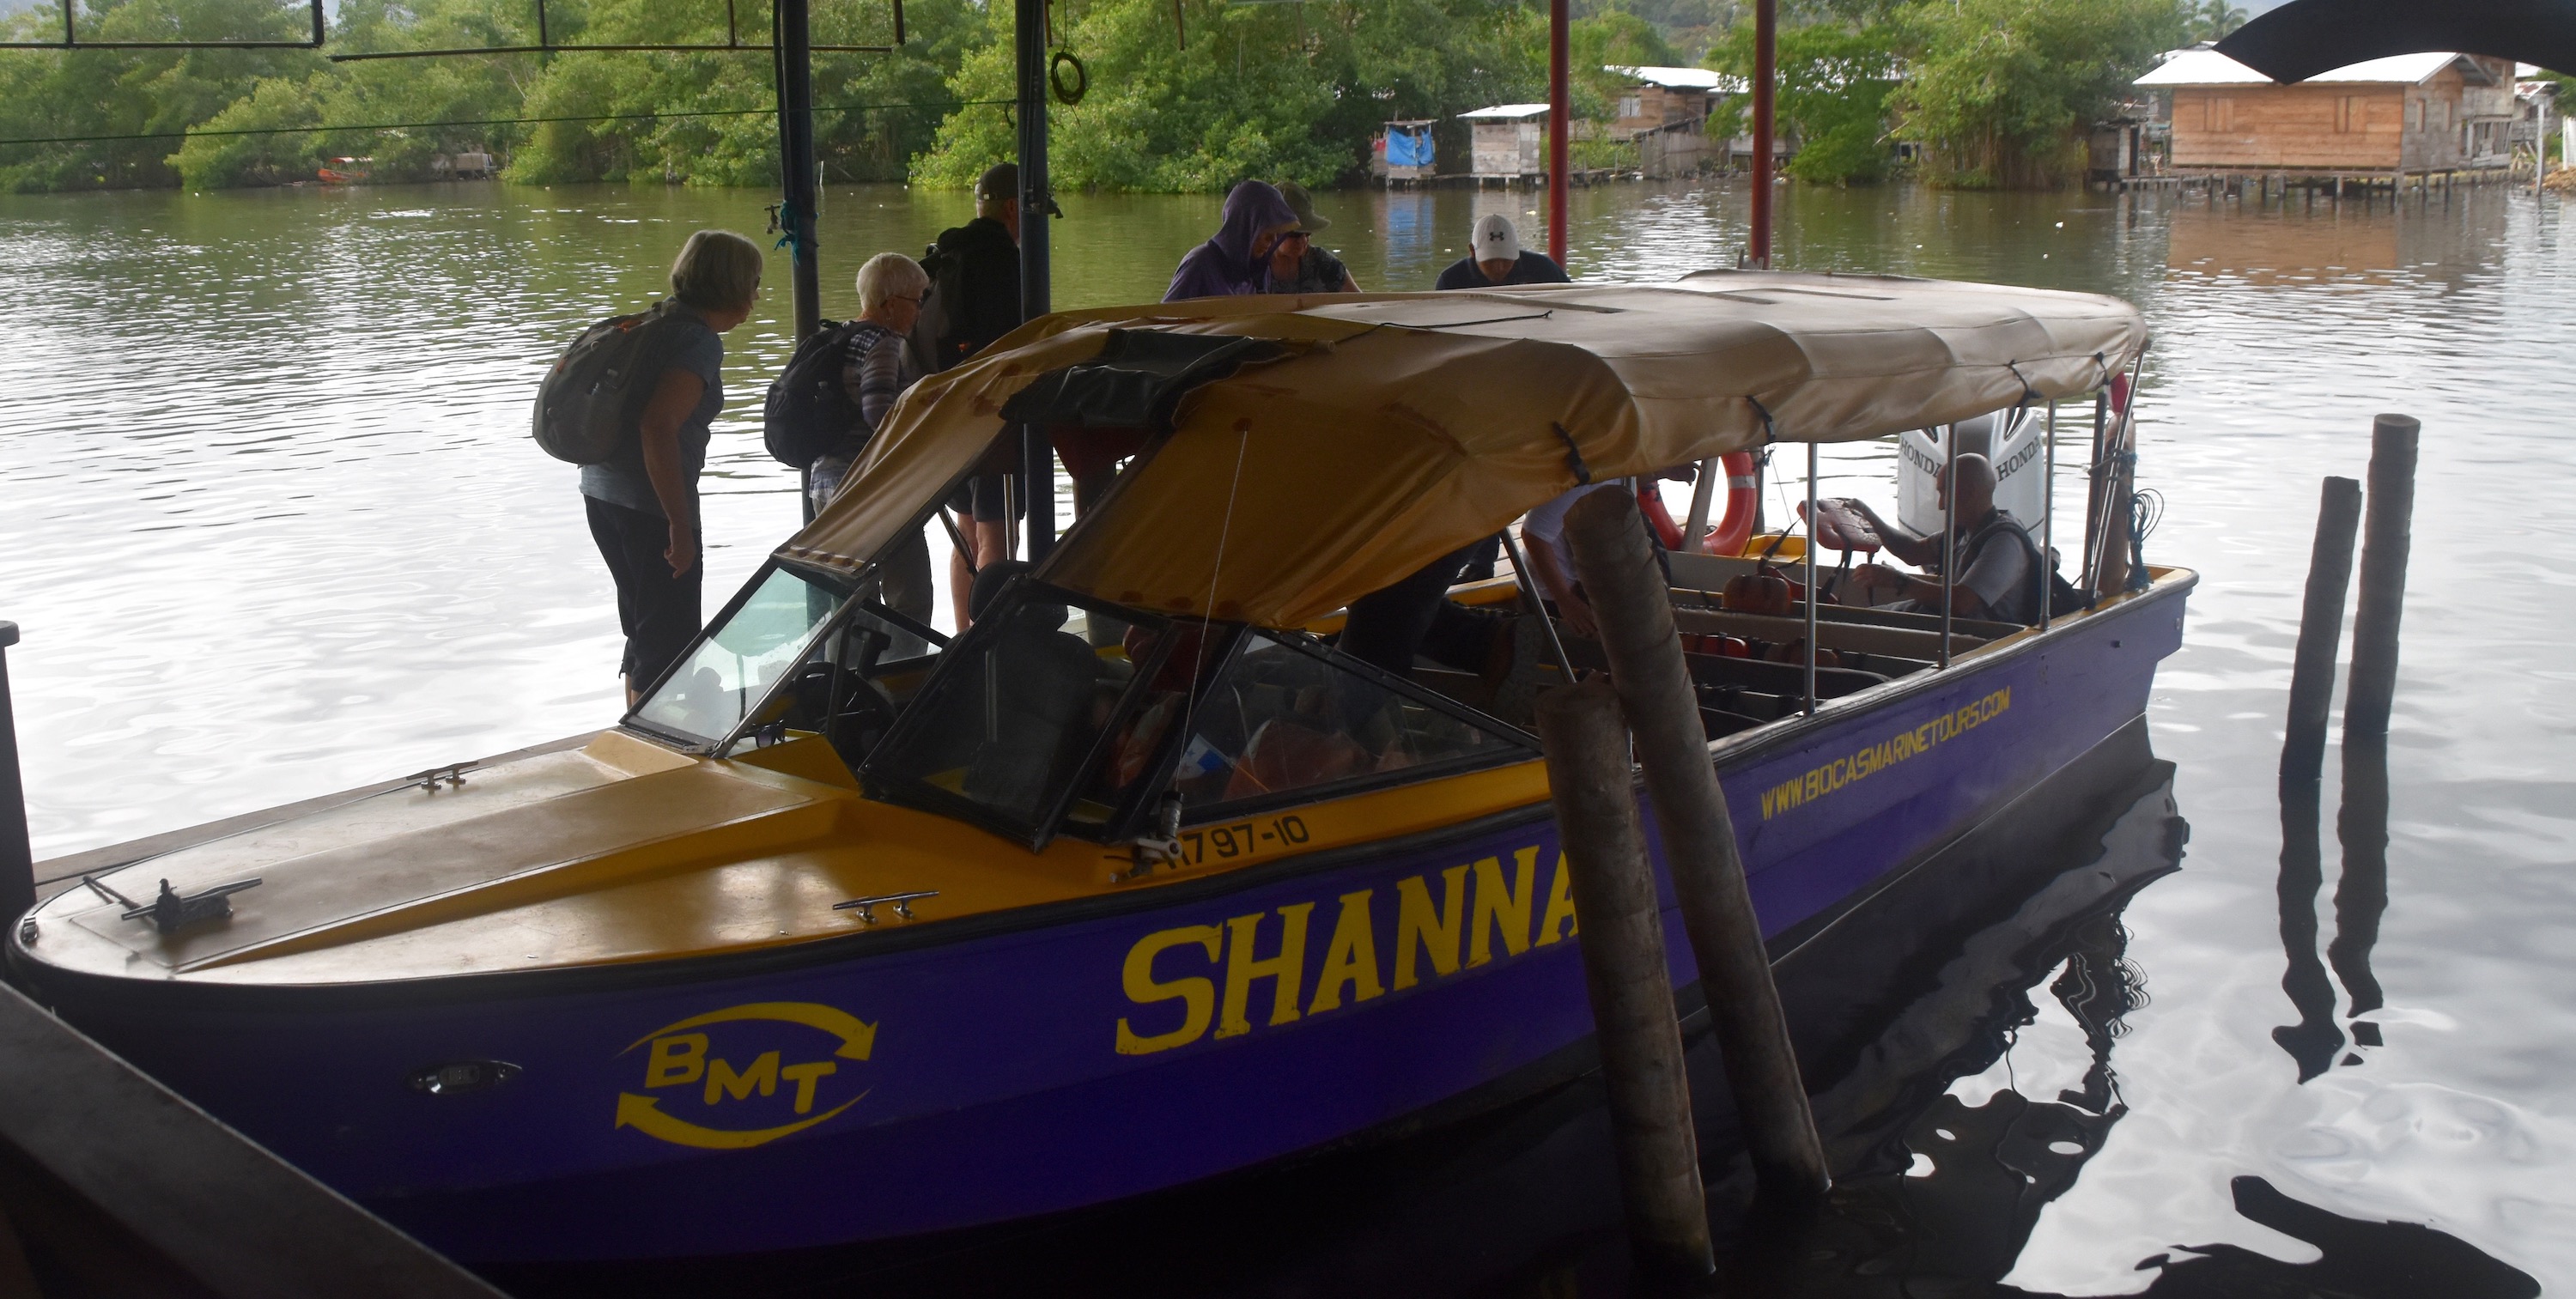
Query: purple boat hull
[{"left": 28, "top": 582, "right": 2188, "bottom": 1265}]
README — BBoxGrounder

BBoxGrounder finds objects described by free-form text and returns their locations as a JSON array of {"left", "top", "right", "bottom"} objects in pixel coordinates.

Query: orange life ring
[{"left": 1703, "top": 451, "right": 1759, "bottom": 556}]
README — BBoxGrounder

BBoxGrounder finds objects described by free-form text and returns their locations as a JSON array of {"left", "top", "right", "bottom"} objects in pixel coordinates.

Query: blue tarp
[{"left": 1386, "top": 125, "right": 1432, "bottom": 168}]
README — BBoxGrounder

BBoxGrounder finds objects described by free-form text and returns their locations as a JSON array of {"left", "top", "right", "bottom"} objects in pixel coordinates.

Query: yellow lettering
[
  {"left": 1115, "top": 924, "right": 1224, "bottom": 1055},
  {"left": 1467, "top": 847, "right": 1539, "bottom": 967},
  {"left": 1534, "top": 849, "right": 1579, "bottom": 944},
  {"left": 646, "top": 1034, "right": 708, "bottom": 1088},
  {"left": 1393, "top": 865, "right": 1469, "bottom": 990},
  {"left": 1218, "top": 903, "right": 1315, "bottom": 1037},
  {"left": 703, "top": 1051, "right": 779, "bottom": 1106},
  {"left": 780, "top": 1061, "right": 837, "bottom": 1114},
  {"left": 1308, "top": 891, "right": 1384, "bottom": 1014}
]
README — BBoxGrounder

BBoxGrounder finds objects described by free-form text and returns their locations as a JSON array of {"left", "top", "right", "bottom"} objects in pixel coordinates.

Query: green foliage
[
  {"left": 1705, "top": 21, "right": 1899, "bottom": 183},
  {"left": 1, "top": 0, "right": 325, "bottom": 191},
  {"left": 1890, "top": 0, "right": 2186, "bottom": 188},
  {"left": 2181, "top": 0, "right": 2243, "bottom": 43},
  {"left": 914, "top": 0, "right": 1546, "bottom": 191},
  {"left": 4, "top": 0, "right": 981, "bottom": 192}
]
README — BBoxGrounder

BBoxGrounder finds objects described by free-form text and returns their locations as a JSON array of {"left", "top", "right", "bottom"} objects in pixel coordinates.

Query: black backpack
[
  {"left": 532, "top": 302, "right": 678, "bottom": 465},
  {"left": 912, "top": 222, "right": 1020, "bottom": 374},
  {"left": 761, "top": 319, "right": 871, "bottom": 470}
]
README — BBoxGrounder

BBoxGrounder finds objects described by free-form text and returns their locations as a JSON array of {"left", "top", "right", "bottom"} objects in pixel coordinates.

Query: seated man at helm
[{"left": 1840, "top": 452, "right": 2049, "bottom": 624}]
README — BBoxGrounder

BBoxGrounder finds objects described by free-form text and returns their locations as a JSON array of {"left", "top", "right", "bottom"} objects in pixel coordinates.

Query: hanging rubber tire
[{"left": 1050, "top": 50, "right": 1088, "bottom": 106}]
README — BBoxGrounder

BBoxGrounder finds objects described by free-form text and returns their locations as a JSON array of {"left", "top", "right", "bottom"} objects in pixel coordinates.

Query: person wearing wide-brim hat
[{"left": 1266, "top": 181, "right": 1362, "bottom": 294}]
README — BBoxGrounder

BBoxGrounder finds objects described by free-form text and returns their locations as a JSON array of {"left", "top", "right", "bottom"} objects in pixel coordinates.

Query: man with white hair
[
  {"left": 1433, "top": 214, "right": 1570, "bottom": 289},
  {"left": 1844, "top": 452, "right": 2048, "bottom": 622},
  {"left": 807, "top": 251, "right": 934, "bottom": 632}
]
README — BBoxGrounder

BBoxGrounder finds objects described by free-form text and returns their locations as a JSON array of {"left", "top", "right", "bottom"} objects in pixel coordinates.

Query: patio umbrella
[{"left": 2215, "top": 0, "right": 2576, "bottom": 82}]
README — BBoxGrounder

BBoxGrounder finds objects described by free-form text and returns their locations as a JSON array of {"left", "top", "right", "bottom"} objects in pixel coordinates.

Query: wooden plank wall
[
  {"left": 2171, "top": 83, "right": 2408, "bottom": 171},
  {"left": 2170, "top": 63, "right": 2516, "bottom": 173}
]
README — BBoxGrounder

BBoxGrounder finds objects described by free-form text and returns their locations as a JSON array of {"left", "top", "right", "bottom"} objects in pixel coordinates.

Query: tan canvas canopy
[{"left": 779, "top": 270, "right": 2147, "bottom": 629}]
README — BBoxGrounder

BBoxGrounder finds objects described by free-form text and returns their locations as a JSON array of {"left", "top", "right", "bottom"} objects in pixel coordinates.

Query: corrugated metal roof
[
  {"left": 1606, "top": 64, "right": 1745, "bottom": 93},
  {"left": 1458, "top": 103, "right": 1552, "bottom": 119},
  {"left": 2136, "top": 47, "right": 2471, "bottom": 86}
]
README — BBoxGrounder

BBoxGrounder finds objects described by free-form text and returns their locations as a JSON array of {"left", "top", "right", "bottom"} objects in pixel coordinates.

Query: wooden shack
[
  {"left": 1458, "top": 104, "right": 1550, "bottom": 182},
  {"left": 1606, "top": 64, "right": 1738, "bottom": 179},
  {"left": 2135, "top": 49, "right": 2517, "bottom": 179},
  {"left": 1373, "top": 119, "right": 1437, "bottom": 184}
]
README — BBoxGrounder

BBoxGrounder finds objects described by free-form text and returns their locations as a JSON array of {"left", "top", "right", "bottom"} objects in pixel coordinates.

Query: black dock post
[
  {"left": 0, "top": 622, "right": 28, "bottom": 931},
  {"left": 1534, "top": 677, "right": 1716, "bottom": 1283},
  {"left": 2344, "top": 416, "right": 2419, "bottom": 740},
  {"left": 1014, "top": 0, "right": 1056, "bottom": 561},
  {"left": 2281, "top": 477, "right": 2362, "bottom": 782},
  {"left": 1563, "top": 489, "right": 1832, "bottom": 1203}
]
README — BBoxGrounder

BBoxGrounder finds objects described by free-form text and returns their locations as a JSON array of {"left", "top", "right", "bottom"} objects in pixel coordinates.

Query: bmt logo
[{"left": 613, "top": 1002, "right": 876, "bottom": 1150}]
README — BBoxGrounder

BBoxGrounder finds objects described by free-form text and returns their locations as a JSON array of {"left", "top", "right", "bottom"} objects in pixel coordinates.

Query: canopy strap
[
  {"left": 1551, "top": 422, "right": 1592, "bottom": 486},
  {"left": 1747, "top": 395, "right": 1778, "bottom": 444}
]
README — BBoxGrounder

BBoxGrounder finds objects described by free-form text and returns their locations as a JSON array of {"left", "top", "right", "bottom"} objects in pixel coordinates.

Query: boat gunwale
[{"left": 9, "top": 570, "right": 2196, "bottom": 1013}]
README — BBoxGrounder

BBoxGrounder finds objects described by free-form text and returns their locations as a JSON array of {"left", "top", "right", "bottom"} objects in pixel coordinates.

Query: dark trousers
[
  {"left": 1341, "top": 542, "right": 1512, "bottom": 676},
  {"left": 586, "top": 495, "right": 702, "bottom": 689}
]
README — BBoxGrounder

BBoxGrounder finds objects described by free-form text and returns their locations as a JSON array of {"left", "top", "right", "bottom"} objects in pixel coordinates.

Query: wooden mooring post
[
  {"left": 1562, "top": 490, "right": 1832, "bottom": 1200},
  {"left": 1534, "top": 678, "right": 1716, "bottom": 1283},
  {"left": 2345, "top": 416, "right": 2420, "bottom": 739},
  {"left": 2281, "top": 479, "right": 2363, "bottom": 783}
]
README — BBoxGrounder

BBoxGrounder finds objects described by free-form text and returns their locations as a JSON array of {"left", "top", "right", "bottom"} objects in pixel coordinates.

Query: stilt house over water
[
  {"left": 1458, "top": 104, "right": 1551, "bottom": 182},
  {"left": 1605, "top": 64, "right": 1742, "bottom": 179},
  {"left": 2134, "top": 49, "right": 2518, "bottom": 179}
]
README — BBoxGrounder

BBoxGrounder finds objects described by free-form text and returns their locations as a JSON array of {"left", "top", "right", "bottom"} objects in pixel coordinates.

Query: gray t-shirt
[
  {"left": 577, "top": 307, "right": 725, "bottom": 519},
  {"left": 1954, "top": 509, "right": 2037, "bottom": 622}
]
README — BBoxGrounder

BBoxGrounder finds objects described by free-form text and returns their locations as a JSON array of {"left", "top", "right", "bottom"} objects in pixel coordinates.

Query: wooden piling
[
  {"left": 1534, "top": 677, "right": 1716, "bottom": 1283},
  {"left": 2280, "top": 479, "right": 2362, "bottom": 783},
  {"left": 1563, "top": 490, "right": 1832, "bottom": 1201},
  {"left": 2343, "top": 416, "right": 2419, "bottom": 739}
]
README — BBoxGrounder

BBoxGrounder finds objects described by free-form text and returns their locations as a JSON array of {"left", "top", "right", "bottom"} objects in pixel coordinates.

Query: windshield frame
[
  {"left": 619, "top": 558, "right": 866, "bottom": 755},
  {"left": 1157, "top": 628, "right": 1542, "bottom": 824},
  {"left": 857, "top": 580, "right": 1198, "bottom": 850}
]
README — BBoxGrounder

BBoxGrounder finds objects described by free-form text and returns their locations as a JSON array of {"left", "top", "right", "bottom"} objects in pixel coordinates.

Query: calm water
[{"left": 3, "top": 176, "right": 2572, "bottom": 1295}]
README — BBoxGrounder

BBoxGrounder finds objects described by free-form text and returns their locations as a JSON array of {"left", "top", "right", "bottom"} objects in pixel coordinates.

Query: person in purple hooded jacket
[{"left": 1163, "top": 180, "right": 1301, "bottom": 301}]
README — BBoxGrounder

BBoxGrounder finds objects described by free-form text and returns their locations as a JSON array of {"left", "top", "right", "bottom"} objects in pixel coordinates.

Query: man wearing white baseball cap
[{"left": 1433, "top": 213, "right": 1571, "bottom": 289}]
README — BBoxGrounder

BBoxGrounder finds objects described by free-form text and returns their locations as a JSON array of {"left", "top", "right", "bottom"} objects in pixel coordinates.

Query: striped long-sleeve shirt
[{"left": 838, "top": 320, "right": 917, "bottom": 449}]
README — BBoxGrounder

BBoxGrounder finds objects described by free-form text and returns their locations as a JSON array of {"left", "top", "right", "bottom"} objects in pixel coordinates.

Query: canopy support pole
[
  {"left": 775, "top": 0, "right": 822, "bottom": 521},
  {"left": 1939, "top": 427, "right": 1954, "bottom": 670},
  {"left": 1501, "top": 531, "right": 1576, "bottom": 676},
  {"left": 1803, "top": 444, "right": 1818, "bottom": 714},
  {"left": 1683, "top": 455, "right": 1720, "bottom": 545},
  {"left": 1547, "top": 0, "right": 1569, "bottom": 267},
  {"left": 1748, "top": 0, "right": 1775, "bottom": 267},
  {"left": 1016, "top": 0, "right": 1056, "bottom": 561},
  {"left": 2039, "top": 400, "right": 2057, "bottom": 634}
]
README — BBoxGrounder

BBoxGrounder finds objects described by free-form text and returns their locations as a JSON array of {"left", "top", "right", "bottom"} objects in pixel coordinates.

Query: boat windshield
[
  {"left": 629, "top": 564, "right": 848, "bottom": 748},
  {"left": 864, "top": 580, "right": 1538, "bottom": 848}
]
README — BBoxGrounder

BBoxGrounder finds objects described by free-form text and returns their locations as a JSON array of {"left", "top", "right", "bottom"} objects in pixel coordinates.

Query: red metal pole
[
  {"left": 1748, "top": 0, "right": 1775, "bottom": 267},
  {"left": 1549, "top": 0, "right": 1569, "bottom": 268}
]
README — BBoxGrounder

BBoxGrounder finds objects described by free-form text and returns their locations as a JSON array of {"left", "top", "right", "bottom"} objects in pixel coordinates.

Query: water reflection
[
  {"left": 9, "top": 178, "right": 2576, "bottom": 1290},
  {"left": 2273, "top": 776, "right": 2345, "bottom": 1081}
]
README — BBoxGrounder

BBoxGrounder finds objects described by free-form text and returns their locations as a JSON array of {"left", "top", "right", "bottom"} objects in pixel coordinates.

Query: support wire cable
[{"left": 0, "top": 99, "right": 1016, "bottom": 149}]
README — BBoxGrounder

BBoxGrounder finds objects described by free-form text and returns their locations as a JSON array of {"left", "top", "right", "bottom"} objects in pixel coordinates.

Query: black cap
[{"left": 975, "top": 161, "right": 1019, "bottom": 202}]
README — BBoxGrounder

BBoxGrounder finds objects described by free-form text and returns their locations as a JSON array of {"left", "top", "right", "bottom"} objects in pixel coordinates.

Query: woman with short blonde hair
[
  {"left": 580, "top": 229, "right": 763, "bottom": 703},
  {"left": 854, "top": 251, "right": 930, "bottom": 316}
]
